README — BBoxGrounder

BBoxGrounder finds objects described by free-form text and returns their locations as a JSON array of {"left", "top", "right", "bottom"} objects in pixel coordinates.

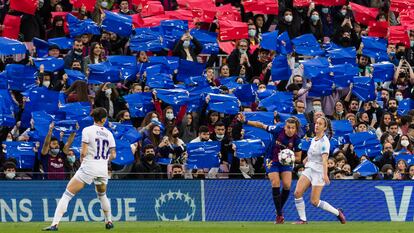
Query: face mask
[
  {"left": 297, "top": 171, "right": 303, "bottom": 177},
  {"left": 105, "top": 88, "right": 112, "bottom": 96},
  {"left": 67, "top": 156, "right": 76, "bottom": 164},
  {"left": 43, "top": 81, "right": 50, "bottom": 88},
  {"left": 401, "top": 140, "right": 410, "bottom": 147},
  {"left": 6, "top": 138, "right": 12, "bottom": 142},
  {"left": 239, "top": 48, "right": 247, "bottom": 54},
  {"left": 201, "top": 138, "right": 209, "bottom": 142},
  {"left": 336, "top": 111, "right": 344, "bottom": 115},
  {"left": 411, "top": 41, "right": 414, "bottom": 47},
  {"left": 240, "top": 165, "right": 250, "bottom": 173},
  {"left": 396, "top": 96, "right": 403, "bottom": 102},
  {"left": 74, "top": 49, "right": 83, "bottom": 56},
  {"left": 313, "top": 105, "right": 322, "bottom": 112},
  {"left": 172, "top": 174, "right": 184, "bottom": 179},
  {"left": 101, "top": 1, "right": 108, "bottom": 8},
  {"left": 151, "top": 117, "right": 159, "bottom": 122},
  {"left": 311, "top": 15, "right": 320, "bottom": 22},
  {"left": 322, "top": 8, "right": 329, "bottom": 14},
  {"left": 341, "top": 10, "right": 347, "bottom": 16},
  {"left": 216, "top": 134, "right": 224, "bottom": 140},
  {"left": 5, "top": 172, "right": 16, "bottom": 179},
  {"left": 341, "top": 37, "right": 351, "bottom": 43},
  {"left": 145, "top": 153, "right": 154, "bottom": 161},
  {"left": 248, "top": 29, "right": 256, "bottom": 37},
  {"left": 257, "top": 88, "right": 265, "bottom": 93},
  {"left": 166, "top": 113, "right": 174, "bottom": 120},
  {"left": 183, "top": 40, "right": 190, "bottom": 48},
  {"left": 383, "top": 151, "right": 393, "bottom": 158},
  {"left": 50, "top": 148, "right": 60, "bottom": 156},
  {"left": 396, "top": 51, "right": 405, "bottom": 59},
  {"left": 389, "top": 52, "right": 395, "bottom": 56},
  {"left": 285, "top": 15, "right": 293, "bottom": 23},
  {"left": 172, "top": 133, "right": 179, "bottom": 138}
]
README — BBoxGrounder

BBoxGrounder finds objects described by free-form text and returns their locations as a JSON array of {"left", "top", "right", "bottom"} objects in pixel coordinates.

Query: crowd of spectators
[{"left": 0, "top": 0, "right": 413, "bottom": 181}]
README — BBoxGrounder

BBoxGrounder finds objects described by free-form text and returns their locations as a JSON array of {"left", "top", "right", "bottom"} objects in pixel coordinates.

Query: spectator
[
  {"left": 64, "top": 80, "right": 90, "bottom": 103},
  {"left": 394, "top": 159, "right": 408, "bottom": 180},
  {"left": 395, "top": 135, "right": 414, "bottom": 155},
  {"left": 64, "top": 38, "right": 84, "bottom": 69},
  {"left": 180, "top": 113, "right": 198, "bottom": 143},
  {"left": 0, "top": 161, "right": 17, "bottom": 180},
  {"left": 94, "top": 82, "right": 126, "bottom": 120},
  {"left": 83, "top": 42, "right": 105, "bottom": 73},
  {"left": 170, "top": 164, "right": 184, "bottom": 179},
  {"left": 190, "top": 126, "right": 211, "bottom": 143},
  {"left": 173, "top": 32, "right": 203, "bottom": 61},
  {"left": 227, "top": 39, "right": 252, "bottom": 76},
  {"left": 131, "top": 144, "right": 161, "bottom": 179},
  {"left": 408, "top": 165, "right": 414, "bottom": 180}
]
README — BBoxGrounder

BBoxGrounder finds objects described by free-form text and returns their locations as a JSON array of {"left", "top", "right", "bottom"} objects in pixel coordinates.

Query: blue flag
[
  {"left": 331, "top": 120, "right": 353, "bottom": 136},
  {"left": 301, "top": 57, "right": 330, "bottom": 79},
  {"left": 277, "top": 31, "right": 293, "bottom": 55},
  {"left": 88, "top": 62, "right": 121, "bottom": 84},
  {"left": 352, "top": 77, "right": 376, "bottom": 101},
  {"left": 156, "top": 89, "right": 189, "bottom": 106},
  {"left": 123, "top": 92, "right": 154, "bottom": 118},
  {"left": 353, "top": 160, "right": 379, "bottom": 176},
  {"left": 66, "top": 14, "right": 101, "bottom": 37},
  {"left": 176, "top": 59, "right": 205, "bottom": 82},
  {"left": 33, "top": 57, "right": 65, "bottom": 72},
  {"left": 31, "top": 111, "right": 54, "bottom": 141},
  {"left": 0, "top": 90, "right": 16, "bottom": 127},
  {"left": 4, "top": 141, "right": 36, "bottom": 169},
  {"left": 257, "top": 89, "right": 275, "bottom": 100},
  {"left": 184, "top": 75, "right": 210, "bottom": 88},
  {"left": 21, "top": 87, "right": 60, "bottom": 128},
  {"left": 102, "top": 11, "right": 132, "bottom": 37},
  {"left": 112, "top": 140, "right": 135, "bottom": 166},
  {"left": 259, "top": 92, "right": 293, "bottom": 113},
  {"left": 234, "top": 84, "right": 257, "bottom": 105},
  {"left": 5, "top": 64, "right": 37, "bottom": 91},
  {"left": 271, "top": 55, "right": 291, "bottom": 81},
  {"left": 110, "top": 122, "right": 142, "bottom": 143},
  {"left": 54, "top": 120, "right": 78, "bottom": 133},
  {"left": 33, "top": 37, "right": 49, "bottom": 57},
  {"left": 48, "top": 37, "right": 74, "bottom": 50},
  {"left": 291, "top": 34, "right": 323, "bottom": 56},
  {"left": 130, "top": 28, "right": 163, "bottom": 52},
  {"left": 107, "top": 55, "right": 138, "bottom": 81},
  {"left": 219, "top": 77, "right": 241, "bottom": 89},
  {"left": 148, "top": 56, "right": 180, "bottom": 74},
  {"left": 244, "top": 111, "right": 274, "bottom": 125},
  {"left": 146, "top": 71, "right": 174, "bottom": 89},
  {"left": 64, "top": 69, "right": 86, "bottom": 85},
  {"left": 260, "top": 30, "right": 278, "bottom": 51},
  {"left": 207, "top": 93, "right": 240, "bottom": 115},
  {"left": 0, "top": 37, "right": 26, "bottom": 55},
  {"left": 243, "top": 125, "right": 273, "bottom": 150},
  {"left": 58, "top": 102, "right": 91, "bottom": 121},
  {"left": 395, "top": 153, "right": 414, "bottom": 166},
  {"left": 190, "top": 29, "right": 219, "bottom": 54},
  {"left": 234, "top": 139, "right": 266, "bottom": 158},
  {"left": 185, "top": 85, "right": 218, "bottom": 112},
  {"left": 362, "top": 36, "right": 388, "bottom": 61},
  {"left": 349, "top": 131, "right": 382, "bottom": 158},
  {"left": 327, "top": 47, "right": 356, "bottom": 65},
  {"left": 398, "top": 99, "right": 414, "bottom": 115},
  {"left": 372, "top": 62, "right": 394, "bottom": 82},
  {"left": 186, "top": 141, "right": 221, "bottom": 169},
  {"left": 300, "top": 139, "right": 311, "bottom": 151},
  {"left": 160, "top": 20, "right": 188, "bottom": 49},
  {"left": 330, "top": 64, "right": 358, "bottom": 88}
]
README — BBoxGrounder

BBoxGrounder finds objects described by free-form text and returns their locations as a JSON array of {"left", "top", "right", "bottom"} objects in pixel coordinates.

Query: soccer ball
[{"left": 278, "top": 149, "right": 295, "bottom": 166}]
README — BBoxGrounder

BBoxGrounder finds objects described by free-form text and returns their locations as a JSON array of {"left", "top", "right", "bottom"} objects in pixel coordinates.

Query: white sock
[
  {"left": 317, "top": 200, "right": 339, "bottom": 216},
  {"left": 294, "top": 198, "right": 307, "bottom": 221},
  {"left": 98, "top": 192, "right": 112, "bottom": 222},
  {"left": 52, "top": 190, "right": 74, "bottom": 226}
]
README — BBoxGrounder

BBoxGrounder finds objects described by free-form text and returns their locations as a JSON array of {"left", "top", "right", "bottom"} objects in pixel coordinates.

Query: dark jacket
[
  {"left": 130, "top": 160, "right": 162, "bottom": 179},
  {"left": 172, "top": 37, "right": 203, "bottom": 61}
]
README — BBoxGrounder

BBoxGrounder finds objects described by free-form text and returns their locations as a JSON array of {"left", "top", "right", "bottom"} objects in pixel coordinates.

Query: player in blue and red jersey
[{"left": 239, "top": 113, "right": 302, "bottom": 224}]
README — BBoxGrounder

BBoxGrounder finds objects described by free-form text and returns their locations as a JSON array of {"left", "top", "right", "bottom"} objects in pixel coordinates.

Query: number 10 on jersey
[{"left": 95, "top": 138, "right": 109, "bottom": 160}]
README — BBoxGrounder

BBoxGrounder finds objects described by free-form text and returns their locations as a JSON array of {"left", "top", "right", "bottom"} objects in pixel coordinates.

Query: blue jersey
[{"left": 266, "top": 124, "right": 301, "bottom": 162}]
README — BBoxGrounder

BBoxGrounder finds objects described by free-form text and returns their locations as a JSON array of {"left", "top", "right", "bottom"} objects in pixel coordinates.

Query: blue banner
[{"left": 0, "top": 180, "right": 413, "bottom": 222}]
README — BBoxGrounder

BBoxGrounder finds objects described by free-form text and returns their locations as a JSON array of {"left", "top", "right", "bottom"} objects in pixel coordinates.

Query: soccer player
[
  {"left": 293, "top": 116, "right": 346, "bottom": 224},
  {"left": 239, "top": 113, "right": 302, "bottom": 224},
  {"left": 43, "top": 108, "right": 116, "bottom": 231}
]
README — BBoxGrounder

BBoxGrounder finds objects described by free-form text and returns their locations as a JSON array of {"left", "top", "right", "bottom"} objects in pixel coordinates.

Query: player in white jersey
[
  {"left": 293, "top": 117, "right": 346, "bottom": 224},
  {"left": 43, "top": 108, "right": 116, "bottom": 231}
]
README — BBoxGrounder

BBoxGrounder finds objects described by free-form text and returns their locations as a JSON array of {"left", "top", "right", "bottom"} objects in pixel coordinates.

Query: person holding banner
[
  {"left": 43, "top": 108, "right": 116, "bottom": 231},
  {"left": 238, "top": 113, "right": 302, "bottom": 224},
  {"left": 293, "top": 116, "right": 346, "bottom": 224}
]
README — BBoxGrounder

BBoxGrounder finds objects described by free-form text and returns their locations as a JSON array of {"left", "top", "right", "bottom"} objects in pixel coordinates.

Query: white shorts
[
  {"left": 302, "top": 167, "right": 325, "bottom": 186},
  {"left": 74, "top": 168, "right": 108, "bottom": 186}
]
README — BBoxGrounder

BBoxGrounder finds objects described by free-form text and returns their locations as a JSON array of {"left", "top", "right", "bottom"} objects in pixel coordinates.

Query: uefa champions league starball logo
[{"left": 155, "top": 190, "right": 196, "bottom": 221}]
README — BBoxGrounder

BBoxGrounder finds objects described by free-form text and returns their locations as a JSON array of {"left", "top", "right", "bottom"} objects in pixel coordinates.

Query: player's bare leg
[
  {"left": 293, "top": 175, "right": 311, "bottom": 224},
  {"left": 311, "top": 186, "right": 346, "bottom": 224},
  {"left": 96, "top": 183, "right": 113, "bottom": 229},
  {"left": 43, "top": 177, "right": 85, "bottom": 231}
]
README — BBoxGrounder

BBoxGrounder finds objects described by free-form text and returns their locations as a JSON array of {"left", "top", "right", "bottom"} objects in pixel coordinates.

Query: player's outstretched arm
[{"left": 237, "top": 113, "right": 268, "bottom": 130}]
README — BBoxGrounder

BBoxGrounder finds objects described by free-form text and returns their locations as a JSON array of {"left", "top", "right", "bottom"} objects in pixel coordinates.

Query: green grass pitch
[{"left": 0, "top": 222, "right": 412, "bottom": 233}]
